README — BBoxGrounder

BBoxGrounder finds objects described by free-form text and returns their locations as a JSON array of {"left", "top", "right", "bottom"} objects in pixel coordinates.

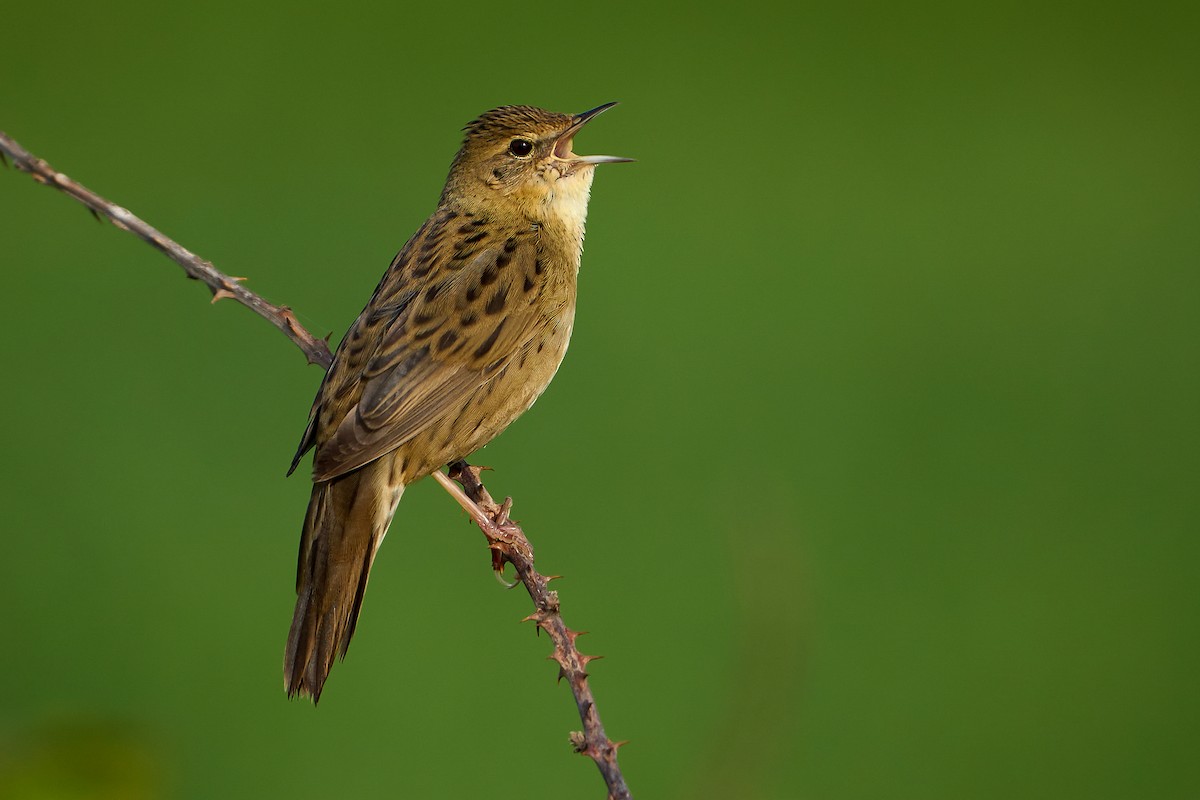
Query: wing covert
[{"left": 311, "top": 230, "right": 542, "bottom": 481}]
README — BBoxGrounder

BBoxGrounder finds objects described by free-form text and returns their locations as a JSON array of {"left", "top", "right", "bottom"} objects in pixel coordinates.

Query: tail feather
[{"left": 284, "top": 459, "right": 402, "bottom": 703}]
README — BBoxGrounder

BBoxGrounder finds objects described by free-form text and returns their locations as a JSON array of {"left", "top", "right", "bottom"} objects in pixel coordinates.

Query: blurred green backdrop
[{"left": 2, "top": 1, "right": 1197, "bottom": 798}]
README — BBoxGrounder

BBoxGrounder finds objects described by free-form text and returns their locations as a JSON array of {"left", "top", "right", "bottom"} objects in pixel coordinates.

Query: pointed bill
[{"left": 554, "top": 102, "right": 635, "bottom": 163}]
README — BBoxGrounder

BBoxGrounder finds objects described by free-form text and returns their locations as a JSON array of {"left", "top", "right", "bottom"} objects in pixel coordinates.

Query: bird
[{"left": 283, "top": 103, "right": 631, "bottom": 702}]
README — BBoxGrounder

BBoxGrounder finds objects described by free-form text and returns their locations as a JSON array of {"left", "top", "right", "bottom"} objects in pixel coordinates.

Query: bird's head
[{"left": 443, "top": 103, "right": 631, "bottom": 229}]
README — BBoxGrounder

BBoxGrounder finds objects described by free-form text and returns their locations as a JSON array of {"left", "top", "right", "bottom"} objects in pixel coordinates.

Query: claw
[{"left": 494, "top": 563, "right": 519, "bottom": 589}]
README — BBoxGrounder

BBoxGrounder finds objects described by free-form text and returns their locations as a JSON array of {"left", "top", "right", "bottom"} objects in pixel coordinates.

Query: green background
[{"left": 2, "top": 2, "right": 1197, "bottom": 798}]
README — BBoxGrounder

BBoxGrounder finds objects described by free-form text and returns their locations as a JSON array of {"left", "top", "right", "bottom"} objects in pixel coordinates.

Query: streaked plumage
[{"left": 284, "top": 104, "right": 630, "bottom": 702}]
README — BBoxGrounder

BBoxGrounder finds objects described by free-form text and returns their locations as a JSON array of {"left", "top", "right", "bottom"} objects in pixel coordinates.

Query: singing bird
[{"left": 284, "top": 104, "right": 631, "bottom": 701}]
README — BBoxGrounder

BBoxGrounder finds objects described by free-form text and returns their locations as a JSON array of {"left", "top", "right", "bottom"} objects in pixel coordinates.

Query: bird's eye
[{"left": 508, "top": 138, "right": 534, "bottom": 157}]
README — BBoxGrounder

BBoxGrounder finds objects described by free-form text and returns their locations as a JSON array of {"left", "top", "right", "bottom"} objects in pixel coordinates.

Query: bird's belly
[{"left": 395, "top": 316, "right": 573, "bottom": 482}]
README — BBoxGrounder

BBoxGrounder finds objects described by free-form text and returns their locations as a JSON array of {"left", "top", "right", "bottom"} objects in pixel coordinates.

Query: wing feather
[{"left": 305, "top": 216, "right": 541, "bottom": 482}]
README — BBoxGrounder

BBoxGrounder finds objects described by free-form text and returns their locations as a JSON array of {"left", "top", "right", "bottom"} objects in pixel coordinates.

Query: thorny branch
[
  {"left": 435, "top": 465, "right": 630, "bottom": 798},
  {"left": 0, "top": 129, "right": 631, "bottom": 800},
  {"left": 0, "top": 130, "right": 333, "bottom": 369}
]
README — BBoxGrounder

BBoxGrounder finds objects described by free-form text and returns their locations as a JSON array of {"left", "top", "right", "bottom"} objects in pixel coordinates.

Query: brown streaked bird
[{"left": 283, "top": 103, "right": 631, "bottom": 702}]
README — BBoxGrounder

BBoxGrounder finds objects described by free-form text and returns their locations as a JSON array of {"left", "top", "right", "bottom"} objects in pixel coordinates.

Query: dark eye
[{"left": 508, "top": 138, "right": 533, "bottom": 157}]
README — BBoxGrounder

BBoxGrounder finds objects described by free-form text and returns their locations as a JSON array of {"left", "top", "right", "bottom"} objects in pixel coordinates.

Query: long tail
[{"left": 284, "top": 457, "right": 402, "bottom": 702}]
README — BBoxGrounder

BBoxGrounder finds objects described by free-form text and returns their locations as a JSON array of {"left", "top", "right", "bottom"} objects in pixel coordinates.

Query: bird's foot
[{"left": 440, "top": 462, "right": 531, "bottom": 585}]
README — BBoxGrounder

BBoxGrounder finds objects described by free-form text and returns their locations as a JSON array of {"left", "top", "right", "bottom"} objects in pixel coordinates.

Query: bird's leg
[
  {"left": 436, "top": 463, "right": 495, "bottom": 532},
  {"left": 438, "top": 461, "right": 530, "bottom": 585}
]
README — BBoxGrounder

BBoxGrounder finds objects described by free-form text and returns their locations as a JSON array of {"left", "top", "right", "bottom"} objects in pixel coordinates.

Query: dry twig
[
  {"left": 0, "top": 130, "right": 333, "bottom": 369},
  {"left": 436, "top": 463, "right": 630, "bottom": 798},
  {"left": 0, "top": 129, "right": 631, "bottom": 800}
]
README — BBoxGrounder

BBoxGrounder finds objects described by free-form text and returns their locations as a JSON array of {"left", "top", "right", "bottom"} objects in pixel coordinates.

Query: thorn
[
  {"left": 564, "top": 629, "right": 589, "bottom": 645},
  {"left": 278, "top": 306, "right": 300, "bottom": 331},
  {"left": 612, "top": 739, "right": 630, "bottom": 751},
  {"left": 211, "top": 287, "right": 237, "bottom": 304},
  {"left": 31, "top": 172, "right": 48, "bottom": 185},
  {"left": 88, "top": 207, "right": 102, "bottom": 223},
  {"left": 0, "top": 150, "right": 7, "bottom": 168},
  {"left": 323, "top": 331, "right": 333, "bottom": 344},
  {"left": 579, "top": 654, "right": 605, "bottom": 667},
  {"left": 557, "top": 665, "right": 566, "bottom": 684},
  {"left": 544, "top": 575, "right": 564, "bottom": 584}
]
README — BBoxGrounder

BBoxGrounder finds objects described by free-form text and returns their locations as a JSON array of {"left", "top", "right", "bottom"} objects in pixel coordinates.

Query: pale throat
[{"left": 540, "top": 167, "right": 596, "bottom": 249}]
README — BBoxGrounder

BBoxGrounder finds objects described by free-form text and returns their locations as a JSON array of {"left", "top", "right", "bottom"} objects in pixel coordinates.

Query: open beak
[{"left": 554, "top": 102, "right": 635, "bottom": 164}]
